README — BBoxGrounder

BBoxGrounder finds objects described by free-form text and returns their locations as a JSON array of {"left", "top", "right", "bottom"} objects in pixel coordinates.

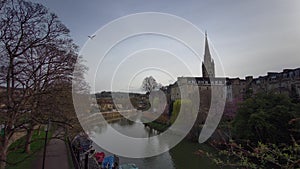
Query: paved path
[{"left": 32, "top": 129, "right": 71, "bottom": 169}]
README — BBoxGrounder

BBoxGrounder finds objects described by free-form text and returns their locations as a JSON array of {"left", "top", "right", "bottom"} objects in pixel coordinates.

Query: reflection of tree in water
[
  {"left": 90, "top": 123, "right": 107, "bottom": 135},
  {"left": 118, "top": 118, "right": 135, "bottom": 126},
  {"left": 109, "top": 118, "right": 153, "bottom": 138},
  {"left": 144, "top": 127, "right": 159, "bottom": 138},
  {"left": 109, "top": 119, "right": 120, "bottom": 125},
  {"left": 169, "top": 141, "right": 218, "bottom": 169}
]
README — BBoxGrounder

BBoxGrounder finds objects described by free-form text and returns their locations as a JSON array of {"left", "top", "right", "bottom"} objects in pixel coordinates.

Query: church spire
[
  {"left": 202, "top": 31, "right": 215, "bottom": 78},
  {"left": 204, "top": 31, "right": 211, "bottom": 63}
]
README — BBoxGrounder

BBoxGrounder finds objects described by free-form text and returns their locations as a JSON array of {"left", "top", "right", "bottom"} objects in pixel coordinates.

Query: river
[{"left": 92, "top": 118, "right": 221, "bottom": 169}]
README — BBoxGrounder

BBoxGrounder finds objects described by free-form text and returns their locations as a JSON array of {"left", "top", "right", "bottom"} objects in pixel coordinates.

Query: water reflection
[{"left": 91, "top": 118, "right": 221, "bottom": 168}]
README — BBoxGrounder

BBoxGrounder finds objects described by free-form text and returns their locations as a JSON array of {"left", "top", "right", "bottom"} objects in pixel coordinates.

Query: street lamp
[
  {"left": 42, "top": 119, "right": 51, "bottom": 169},
  {"left": 0, "top": 124, "right": 4, "bottom": 137}
]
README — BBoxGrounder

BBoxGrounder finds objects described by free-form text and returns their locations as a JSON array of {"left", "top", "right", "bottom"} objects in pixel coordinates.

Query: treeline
[
  {"left": 205, "top": 93, "right": 300, "bottom": 168},
  {"left": 0, "top": 0, "right": 86, "bottom": 168}
]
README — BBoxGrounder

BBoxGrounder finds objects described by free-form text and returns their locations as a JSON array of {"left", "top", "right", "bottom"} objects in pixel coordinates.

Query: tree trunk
[
  {"left": 24, "top": 127, "right": 34, "bottom": 154},
  {"left": 37, "top": 125, "right": 41, "bottom": 135},
  {"left": 0, "top": 139, "right": 9, "bottom": 169}
]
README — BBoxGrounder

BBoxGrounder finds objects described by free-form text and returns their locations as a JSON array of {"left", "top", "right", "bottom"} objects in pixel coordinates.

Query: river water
[{"left": 92, "top": 118, "right": 220, "bottom": 169}]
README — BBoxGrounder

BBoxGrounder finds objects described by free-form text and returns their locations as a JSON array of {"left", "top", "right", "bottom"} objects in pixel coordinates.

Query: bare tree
[
  {"left": 0, "top": 0, "right": 82, "bottom": 168},
  {"left": 141, "top": 76, "right": 159, "bottom": 93},
  {"left": 21, "top": 43, "right": 78, "bottom": 153}
]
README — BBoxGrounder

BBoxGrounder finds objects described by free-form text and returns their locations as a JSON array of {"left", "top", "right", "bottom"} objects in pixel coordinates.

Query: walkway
[{"left": 32, "top": 129, "right": 71, "bottom": 169}]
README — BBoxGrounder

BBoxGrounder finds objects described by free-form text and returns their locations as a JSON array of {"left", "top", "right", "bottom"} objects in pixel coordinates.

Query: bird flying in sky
[{"left": 88, "top": 35, "right": 96, "bottom": 39}]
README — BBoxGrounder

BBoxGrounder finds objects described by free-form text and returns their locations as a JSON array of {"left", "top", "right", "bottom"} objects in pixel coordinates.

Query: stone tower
[{"left": 202, "top": 32, "right": 215, "bottom": 78}]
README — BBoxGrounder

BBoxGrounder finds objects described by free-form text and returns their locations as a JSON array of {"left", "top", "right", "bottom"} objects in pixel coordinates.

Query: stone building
[
  {"left": 170, "top": 33, "right": 228, "bottom": 106},
  {"left": 169, "top": 33, "right": 300, "bottom": 117},
  {"left": 229, "top": 68, "right": 300, "bottom": 98},
  {"left": 202, "top": 32, "right": 215, "bottom": 78}
]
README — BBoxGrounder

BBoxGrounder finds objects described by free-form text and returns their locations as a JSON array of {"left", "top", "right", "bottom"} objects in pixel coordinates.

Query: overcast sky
[{"left": 33, "top": 0, "right": 300, "bottom": 92}]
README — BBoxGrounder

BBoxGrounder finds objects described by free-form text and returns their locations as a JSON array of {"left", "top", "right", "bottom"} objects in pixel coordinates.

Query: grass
[{"left": 6, "top": 129, "right": 53, "bottom": 169}]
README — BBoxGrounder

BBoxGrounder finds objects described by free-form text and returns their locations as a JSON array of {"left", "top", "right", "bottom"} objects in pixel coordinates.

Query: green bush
[
  {"left": 232, "top": 93, "right": 299, "bottom": 144},
  {"left": 170, "top": 99, "right": 192, "bottom": 124}
]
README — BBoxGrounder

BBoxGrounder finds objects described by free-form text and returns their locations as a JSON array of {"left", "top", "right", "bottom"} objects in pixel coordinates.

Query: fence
[{"left": 67, "top": 137, "right": 100, "bottom": 169}]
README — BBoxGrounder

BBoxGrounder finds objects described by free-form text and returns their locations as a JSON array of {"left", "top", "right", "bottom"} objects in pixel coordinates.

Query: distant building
[
  {"left": 95, "top": 91, "right": 149, "bottom": 111},
  {"left": 202, "top": 32, "right": 215, "bottom": 78},
  {"left": 169, "top": 33, "right": 300, "bottom": 118},
  {"left": 226, "top": 68, "right": 300, "bottom": 99},
  {"left": 170, "top": 33, "right": 227, "bottom": 107}
]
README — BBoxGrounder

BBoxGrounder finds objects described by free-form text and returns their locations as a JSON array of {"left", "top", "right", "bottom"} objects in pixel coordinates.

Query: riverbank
[{"left": 143, "top": 121, "right": 170, "bottom": 132}]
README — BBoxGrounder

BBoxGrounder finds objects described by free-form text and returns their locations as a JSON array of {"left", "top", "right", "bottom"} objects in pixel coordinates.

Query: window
[
  {"left": 270, "top": 75, "right": 277, "bottom": 81},
  {"left": 295, "top": 70, "right": 299, "bottom": 77}
]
